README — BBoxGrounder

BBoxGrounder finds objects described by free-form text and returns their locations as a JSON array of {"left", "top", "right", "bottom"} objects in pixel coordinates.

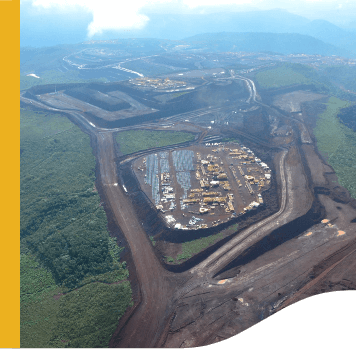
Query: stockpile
[
  {"left": 172, "top": 150, "right": 195, "bottom": 171},
  {"left": 176, "top": 171, "right": 191, "bottom": 198},
  {"left": 173, "top": 150, "right": 195, "bottom": 198},
  {"left": 145, "top": 154, "right": 160, "bottom": 204},
  {"left": 160, "top": 158, "right": 170, "bottom": 173}
]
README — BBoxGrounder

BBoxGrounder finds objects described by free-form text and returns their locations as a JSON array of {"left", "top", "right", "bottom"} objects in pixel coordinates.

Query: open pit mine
[{"left": 21, "top": 61, "right": 356, "bottom": 348}]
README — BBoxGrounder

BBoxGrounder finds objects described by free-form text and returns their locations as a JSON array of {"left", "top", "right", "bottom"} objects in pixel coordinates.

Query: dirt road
[
  {"left": 96, "top": 131, "right": 176, "bottom": 347},
  {"left": 190, "top": 150, "right": 289, "bottom": 277},
  {"left": 20, "top": 77, "right": 356, "bottom": 347}
]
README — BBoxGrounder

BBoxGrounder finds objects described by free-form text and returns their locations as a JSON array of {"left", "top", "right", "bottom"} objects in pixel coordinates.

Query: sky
[{"left": 20, "top": 0, "right": 356, "bottom": 47}]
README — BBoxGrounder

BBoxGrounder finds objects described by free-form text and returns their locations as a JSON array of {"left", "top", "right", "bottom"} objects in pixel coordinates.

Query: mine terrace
[{"left": 20, "top": 47, "right": 356, "bottom": 348}]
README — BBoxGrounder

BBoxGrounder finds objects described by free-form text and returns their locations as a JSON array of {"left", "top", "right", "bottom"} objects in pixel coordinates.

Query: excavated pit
[{"left": 115, "top": 138, "right": 281, "bottom": 272}]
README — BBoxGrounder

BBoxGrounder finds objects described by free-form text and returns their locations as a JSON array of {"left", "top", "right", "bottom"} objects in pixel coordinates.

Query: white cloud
[
  {"left": 26, "top": 0, "right": 356, "bottom": 36},
  {"left": 182, "top": 0, "right": 255, "bottom": 7},
  {"left": 30, "top": 0, "right": 171, "bottom": 36}
]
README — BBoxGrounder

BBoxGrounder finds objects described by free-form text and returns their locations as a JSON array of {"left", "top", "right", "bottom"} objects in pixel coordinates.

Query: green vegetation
[
  {"left": 21, "top": 109, "right": 115, "bottom": 288},
  {"left": 48, "top": 282, "right": 132, "bottom": 348},
  {"left": 255, "top": 63, "right": 355, "bottom": 100},
  {"left": 154, "top": 91, "right": 190, "bottom": 103},
  {"left": 21, "top": 259, "right": 132, "bottom": 348},
  {"left": 323, "top": 65, "right": 356, "bottom": 93},
  {"left": 176, "top": 233, "right": 223, "bottom": 261},
  {"left": 115, "top": 129, "right": 195, "bottom": 155},
  {"left": 21, "top": 70, "right": 107, "bottom": 90},
  {"left": 227, "top": 223, "right": 239, "bottom": 231},
  {"left": 255, "top": 65, "right": 311, "bottom": 89},
  {"left": 21, "top": 255, "right": 60, "bottom": 347},
  {"left": 314, "top": 97, "right": 356, "bottom": 199},
  {"left": 149, "top": 236, "right": 156, "bottom": 246},
  {"left": 21, "top": 109, "right": 132, "bottom": 347},
  {"left": 220, "top": 137, "right": 240, "bottom": 143},
  {"left": 21, "top": 254, "right": 57, "bottom": 298},
  {"left": 165, "top": 226, "right": 239, "bottom": 264}
]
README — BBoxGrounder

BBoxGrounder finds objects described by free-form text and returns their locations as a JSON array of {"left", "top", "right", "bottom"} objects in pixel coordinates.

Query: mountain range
[
  {"left": 128, "top": 10, "right": 356, "bottom": 56},
  {"left": 21, "top": 8, "right": 356, "bottom": 58}
]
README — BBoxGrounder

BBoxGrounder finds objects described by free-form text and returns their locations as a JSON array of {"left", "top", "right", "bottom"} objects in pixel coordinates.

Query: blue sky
[{"left": 21, "top": 0, "right": 356, "bottom": 47}]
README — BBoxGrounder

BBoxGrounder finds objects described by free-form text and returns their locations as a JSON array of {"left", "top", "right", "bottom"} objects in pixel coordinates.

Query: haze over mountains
[
  {"left": 142, "top": 10, "right": 356, "bottom": 54},
  {"left": 21, "top": 8, "right": 356, "bottom": 58},
  {"left": 183, "top": 32, "right": 350, "bottom": 57}
]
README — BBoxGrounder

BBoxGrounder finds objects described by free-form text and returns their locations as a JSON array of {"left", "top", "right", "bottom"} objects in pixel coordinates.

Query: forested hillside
[{"left": 20, "top": 109, "right": 132, "bottom": 347}]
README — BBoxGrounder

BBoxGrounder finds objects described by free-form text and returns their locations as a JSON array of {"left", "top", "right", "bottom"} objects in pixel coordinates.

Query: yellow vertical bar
[{"left": 0, "top": 0, "right": 20, "bottom": 347}]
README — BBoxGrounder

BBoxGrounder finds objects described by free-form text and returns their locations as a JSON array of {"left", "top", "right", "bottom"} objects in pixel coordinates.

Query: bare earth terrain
[{"left": 20, "top": 69, "right": 356, "bottom": 347}]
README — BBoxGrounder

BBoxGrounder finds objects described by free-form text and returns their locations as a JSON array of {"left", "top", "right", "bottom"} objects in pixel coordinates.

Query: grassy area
[
  {"left": 220, "top": 137, "right": 240, "bottom": 143},
  {"left": 153, "top": 91, "right": 190, "bottom": 103},
  {"left": 254, "top": 63, "right": 356, "bottom": 101},
  {"left": 115, "top": 129, "right": 195, "bottom": 155},
  {"left": 255, "top": 66, "right": 311, "bottom": 89},
  {"left": 175, "top": 232, "right": 224, "bottom": 261},
  {"left": 164, "top": 225, "right": 238, "bottom": 264},
  {"left": 21, "top": 70, "right": 107, "bottom": 90},
  {"left": 324, "top": 65, "right": 356, "bottom": 93},
  {"left": 165, "top": 256, "right": 175, "bottom": 263},
  {"left": 21, "top": 108, "right": 132, "bottom": 347},
  {"left": 227, "top": 223, "right": 239, "bottom": 231},
  {"left": 314, "top": 97, "right": 356, "bottom": 199}
]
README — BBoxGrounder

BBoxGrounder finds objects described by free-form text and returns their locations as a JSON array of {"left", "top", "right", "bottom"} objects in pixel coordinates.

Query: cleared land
[
  {"left": 37, "top": 92, "right": 156, "bottom": 121},
  {"left": 20, "top": 66, "right": 356, "bottom": 348},
  {"left": 122, "top": 60, "right": 178, "bottom": 76},
  {"left": 133, "top": 143, "right": 270, "bottom": 230},
  {"left": 115, "top": 129, "right": 195, "bottom": 155},
  {"left": 21, "top": 70, "right": 107, "bottom": 91},
  {"left": 273, "top": 90, "right": 325, "bottom": 112}
]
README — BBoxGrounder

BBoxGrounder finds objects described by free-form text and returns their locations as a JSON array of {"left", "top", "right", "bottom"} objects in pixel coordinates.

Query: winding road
[{"left": 20, "top": 72, "right": 304, "bottom": 347}]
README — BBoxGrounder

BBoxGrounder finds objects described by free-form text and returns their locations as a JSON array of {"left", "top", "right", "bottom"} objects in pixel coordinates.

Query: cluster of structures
[
  {"left": 134, "top": 142, "right": 272, "bottom": 230},
  {"left": 130, "top": 77, "right": 190, "bottom": 90}
]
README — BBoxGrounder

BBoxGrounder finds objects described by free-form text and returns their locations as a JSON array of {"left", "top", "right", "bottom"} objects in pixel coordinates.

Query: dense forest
[{"left": 20, "top": 109, "right": 132, "bottom": 347}]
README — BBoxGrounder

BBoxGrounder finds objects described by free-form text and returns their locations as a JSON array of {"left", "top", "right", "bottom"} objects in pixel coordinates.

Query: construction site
[
  {"left": 133, "top": 142, "right": 271, "bottom": 230},
  {"left": 129, "top": 77, "right": 194, "bottom": 91},
  {"left": 20, "top": 61, "right": 356, "bottom": 348}
]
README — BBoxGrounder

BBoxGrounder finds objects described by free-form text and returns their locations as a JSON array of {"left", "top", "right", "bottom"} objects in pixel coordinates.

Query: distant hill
[
  {"left": 21, "top": 8, "right": 356, "bottom": 56},
  {"left": 183, "top": 32, "right": 352, "bottom": 57},
  {"left": 106, "top": 10, "right": 356, "bottom": 56},
  {"left": 293, "top": 20, "right": 356, "bottom": 56},
  {"left": 138, "top": 10, "right": 310, "bottom": 40}
]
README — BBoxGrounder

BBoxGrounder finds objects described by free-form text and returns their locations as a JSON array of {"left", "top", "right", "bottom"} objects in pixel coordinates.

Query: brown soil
[
  {"left": 21, "top": 82, "right": 356, "bottom": 348},
  {"left": 273, "top": 90, "right": 325, "bottom": 113},
  {"left": 133, "top": 143, "right": 271, "bottom": 228}
]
